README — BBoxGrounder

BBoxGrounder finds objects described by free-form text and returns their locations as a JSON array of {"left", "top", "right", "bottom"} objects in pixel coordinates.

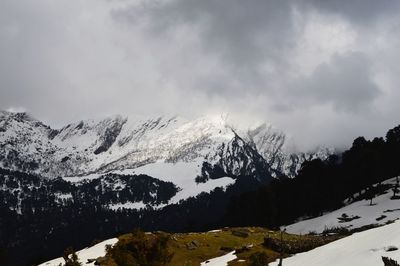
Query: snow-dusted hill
[
  {"left": 271, "top": 220, "right": 400, "bottom": 266},
  {"left": 285, "top": 177, "right": 400, "bottom": 235}
]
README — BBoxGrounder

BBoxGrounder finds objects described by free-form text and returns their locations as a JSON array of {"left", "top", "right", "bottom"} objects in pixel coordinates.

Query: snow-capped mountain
[
  {"left": 0, "top": 110, "right": 331, "bottom": 180},
  {"left": 0, "top": 110, "right": 334, "bottom": 212}
]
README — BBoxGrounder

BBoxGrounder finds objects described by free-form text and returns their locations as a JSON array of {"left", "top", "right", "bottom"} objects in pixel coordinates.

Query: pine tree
[
  {"left": 392, "top": 177, "right": 400, "bottom": 199},
  {"left": 382, "top": 256, "right": 400, "bottom": 266},
  {"left": 62, "top": 247, "right": 82, "bottom": 266}
]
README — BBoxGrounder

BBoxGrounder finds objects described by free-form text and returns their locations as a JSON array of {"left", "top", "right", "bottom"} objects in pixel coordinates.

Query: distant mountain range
[{"left": 0, "top": 110, "right": 331, "bottom": 197}]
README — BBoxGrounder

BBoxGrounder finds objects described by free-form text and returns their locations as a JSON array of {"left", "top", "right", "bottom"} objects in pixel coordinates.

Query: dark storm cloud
[
  {"left": 112, "top": 0, "right": 297, "bottom": 93},
  {"left": 115, "top": 0, "right": 294, "bottom": 64},
  {"left": 1, "top": 0, "right": 400, "bottom": 150},
  {"left": 306, "top": 0, "right": 400, "bottom": 25},
  {"left": 112, "top": 0, "right": 392, "bottom": 102},
  {"left": 290, "top": 52, "right": 381, "bottom": 112}
]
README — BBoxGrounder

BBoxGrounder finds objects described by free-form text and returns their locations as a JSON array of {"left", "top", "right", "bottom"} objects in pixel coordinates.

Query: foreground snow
[
  {"left": 271, "top": 220, "right": 400, "bottom": 266},
  {"left": 200, "top": 251, "right": 237, "bottom": 266},
  {"left": 39, "top": 238, "right": 118, "bottom": 266},
  {"left": 286, "top": 177, "right": 400, "bottom": 234}
]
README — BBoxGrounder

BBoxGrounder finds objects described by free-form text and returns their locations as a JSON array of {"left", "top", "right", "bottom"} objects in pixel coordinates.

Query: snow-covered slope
[
  {"left": 112, "top": 160, "right": 236, "bottom": 205},
  {"left": 271, "top": 220, "right": 400, "bottom": 266},
  {"left": 39, "top": 238, "right": 118, "bottom": 266},
  {"left": 286, "top": 177, "right": 400, "bottom": 234}
]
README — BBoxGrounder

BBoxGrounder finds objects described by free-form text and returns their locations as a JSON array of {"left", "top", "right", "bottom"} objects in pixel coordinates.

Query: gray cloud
[
  {"left": 290, "top": 52, "right": 381, "bottom": 112},
  {"left": 306, "top": 0, "right": 400, "bottom": 25},
  {"left": 1, "top": 0, "right": 400, "bottom": 150},
  {"left": 113, "top": 0, "right": 298, "bottom": 94}
]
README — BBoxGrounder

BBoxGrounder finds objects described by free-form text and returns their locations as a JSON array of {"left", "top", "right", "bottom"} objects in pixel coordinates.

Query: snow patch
[
  {"left": 63, "top": 173, "right": 101, "bottom": 183},
  {"left": 200, "top": 251, "right": 237, "bottom": 266},
  {"left": 208, "top": 229, "right": 222, "bottom": 233},
  {"left": 39, "top": 238, "right": 118, "bottom": 266},
  {"left": 108, "top": 201, "right": 147, "bottom": 210},
  {"left": 55, "top": 193, "right": 73, "bottom": 201}
]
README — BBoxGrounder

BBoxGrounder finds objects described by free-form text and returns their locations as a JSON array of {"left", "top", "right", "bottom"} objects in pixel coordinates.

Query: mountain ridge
[{"left": 0, "top": 110, "right": 332, "bottom": 179}]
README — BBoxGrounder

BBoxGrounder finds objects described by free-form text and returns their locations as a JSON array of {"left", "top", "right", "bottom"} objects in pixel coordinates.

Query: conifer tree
[
  {"left": 392, "top": 177, "right": 400, "bottom": 199},
  {"left": 62, "top": 247, "right": 82, "bottom": 266}
]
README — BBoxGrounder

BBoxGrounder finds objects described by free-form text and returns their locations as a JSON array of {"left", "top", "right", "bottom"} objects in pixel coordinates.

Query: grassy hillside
[{"left": 98, "top": 227, "right": 340, "bottom": 266}]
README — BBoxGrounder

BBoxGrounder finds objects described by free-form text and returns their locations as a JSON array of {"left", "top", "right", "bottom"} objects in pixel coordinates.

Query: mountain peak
[{"left": 0, "top": 110, "right": 38, "bottom": 123}]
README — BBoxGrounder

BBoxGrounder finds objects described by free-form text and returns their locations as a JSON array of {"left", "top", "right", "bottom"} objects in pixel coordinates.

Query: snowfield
[
  {"left": 116, "top": 160, "right": 236, "bottom": 205},
  {"left": 39, "top": 238, "right": 118, "bottom": 266},
  {"left": 286, "top": 177, "right": 400, "bottom": 234},
  {"left": 271, "top": 220, "right": 400, "bottom": 266},
  {"left": 64, "top": 160, "right": 236, "bottom": 210}
]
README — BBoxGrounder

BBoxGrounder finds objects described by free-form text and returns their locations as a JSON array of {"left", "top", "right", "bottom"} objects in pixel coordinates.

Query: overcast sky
[{"left": 1, "top": 0, "right": 400, "bottom": 151}]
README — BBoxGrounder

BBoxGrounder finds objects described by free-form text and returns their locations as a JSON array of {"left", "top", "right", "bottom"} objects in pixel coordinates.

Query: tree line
[{"left": 223, "top": 125, "right": 400, "bottom": 228}]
